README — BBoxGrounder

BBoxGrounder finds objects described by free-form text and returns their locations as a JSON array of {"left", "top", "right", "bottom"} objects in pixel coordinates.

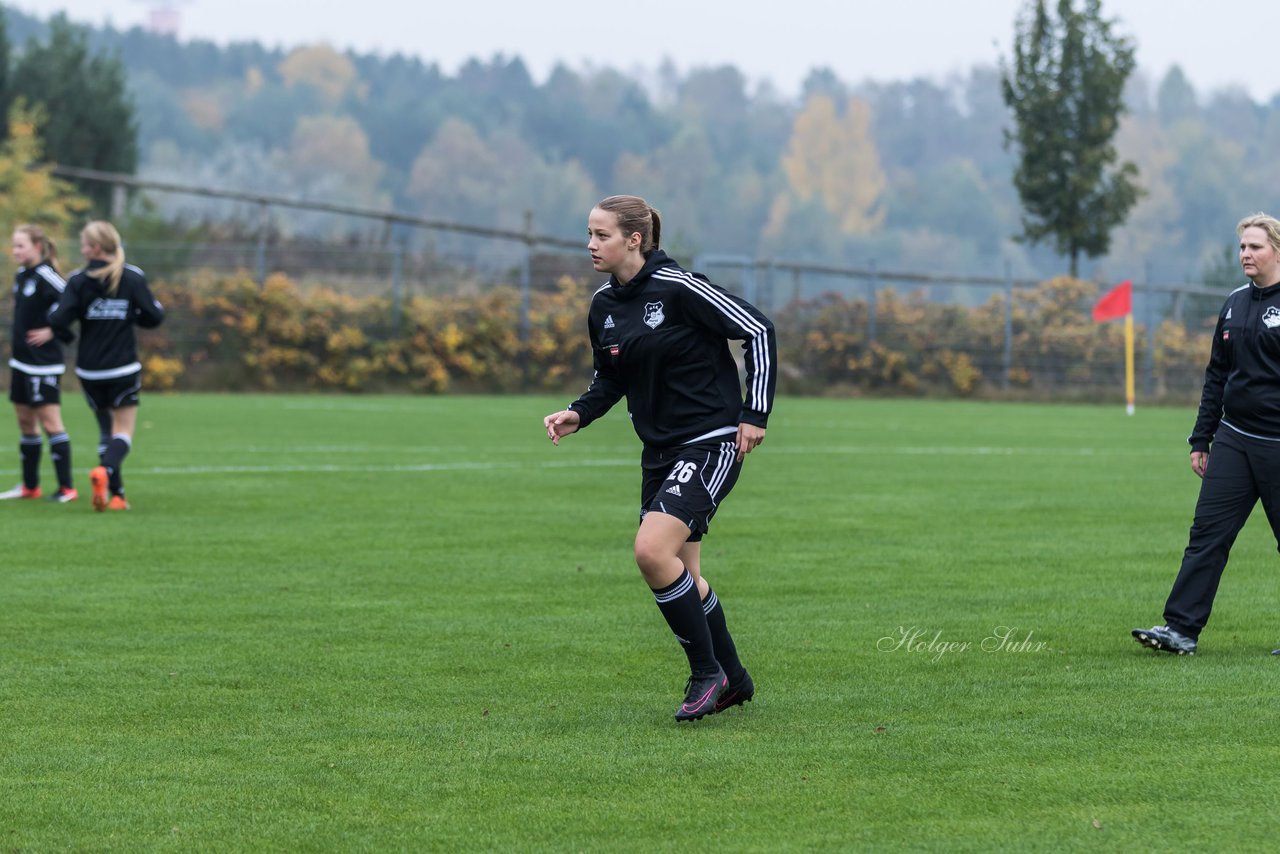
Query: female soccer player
[
  {"left": 543, "top": 194, "right": 777, "bottom": 720},
  {"left": 50, "top": 221, "right": 165, "bottom": 511},
  {"left": 2, "top": 224, "right": 77, "bottom": 502}
]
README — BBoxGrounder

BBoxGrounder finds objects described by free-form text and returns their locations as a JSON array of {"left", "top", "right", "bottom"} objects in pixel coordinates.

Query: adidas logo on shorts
[{"left": 666, "top": 484, "right": 682, "bottom": 496}]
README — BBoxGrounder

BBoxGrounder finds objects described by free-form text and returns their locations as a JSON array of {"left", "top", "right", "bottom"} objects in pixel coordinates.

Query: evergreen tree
[
  {"left": 1001, "top": 0, "right": 1141, "bottom": 276},
  {"left": 9, "top": 14, "right": 138, "bottom": 214},
  {"left": 0, "top": 11, "right": 10, "bottom": 133}
]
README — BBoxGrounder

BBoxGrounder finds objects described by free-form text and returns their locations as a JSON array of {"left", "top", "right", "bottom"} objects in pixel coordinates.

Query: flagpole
[{"left": 1124, "top": 312, "right": 1135, "bottom": 416}]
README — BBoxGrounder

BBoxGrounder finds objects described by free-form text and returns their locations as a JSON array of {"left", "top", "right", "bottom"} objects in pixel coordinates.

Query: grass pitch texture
[{"left": 3, "top": 395, "right": 1278, "bottom": 850}]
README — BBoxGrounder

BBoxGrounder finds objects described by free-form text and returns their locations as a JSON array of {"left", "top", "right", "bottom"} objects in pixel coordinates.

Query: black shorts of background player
[
  {"left": 1, "top": 224, "right": 77, "bottom": 503},
  {"left": 49, "top": 221, "right": 165, "bottom": 512},
  {"left": 543, "top": 194, "right": 777, "bottom": 721}
]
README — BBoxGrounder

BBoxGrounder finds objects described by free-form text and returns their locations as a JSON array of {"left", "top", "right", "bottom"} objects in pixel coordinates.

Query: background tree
[
  {"left": 278, "top": 44, "right": 357, "bottom": 106},
  {"left": 0, "top": 11, "right": 10, "bottom": 136},
  {"left": 0, "top": 102, "right": 91, "bottom": 237},
  {"left": 8, "top": 14, "right": 138, "bottom": 214},
  {"left": 767, "top": 94, "right": 886, "bottom": 243},
  {"left": 1001, "top": 0, "right": 1141, "bottom": 276}
]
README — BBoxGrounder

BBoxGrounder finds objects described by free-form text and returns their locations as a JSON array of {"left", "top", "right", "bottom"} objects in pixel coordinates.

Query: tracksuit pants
[{"left": 1164, "top": 425, "right": 1280, "bottom": 639}]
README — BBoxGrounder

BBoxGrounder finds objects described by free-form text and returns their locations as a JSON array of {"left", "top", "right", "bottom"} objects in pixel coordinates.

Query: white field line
[
  {"left": 138, "top": 458, "right": 637, "bottom": 475},
  {"left": 0, "top": 445, "right": 1176, "bottom": 478},
  {"left": 127, "top": 445, "right": 1177, "bottom": 476}
]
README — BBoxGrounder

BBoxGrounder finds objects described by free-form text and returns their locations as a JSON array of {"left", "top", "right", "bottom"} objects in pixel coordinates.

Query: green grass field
[{"left": 4, "top": 394, "right": 1280, "bottom": 851}]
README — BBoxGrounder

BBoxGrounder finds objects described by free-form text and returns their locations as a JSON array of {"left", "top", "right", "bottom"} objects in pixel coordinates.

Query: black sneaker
[
  {"left": 1132, "top": 625, "right": 1197, "bottom": 655},
  {"left": 713, "top": 670, "right": 755, "bottom": 713},
  {"left": 675, "top": 667, "right": 727, "bottom": 722},
  {"left": 47, "top": 487, "right": 78, "bottom": 503}
]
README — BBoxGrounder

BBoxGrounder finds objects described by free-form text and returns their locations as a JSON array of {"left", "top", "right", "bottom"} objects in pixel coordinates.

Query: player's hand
[
  {"left": 1190, "top": 450, "right": 1209, "bottom": 478},
  {"left": 544, "top": 409, "right": 581, "bottom": 446},
  {"left": 735, "top": 423, "right": 765, "bottom": 462},
  {"left": 26, "top": 327, "right": 53, "bottom": 346}
]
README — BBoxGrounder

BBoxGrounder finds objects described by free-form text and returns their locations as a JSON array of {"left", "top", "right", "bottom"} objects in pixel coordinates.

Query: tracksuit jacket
[
  {"left": 568, "top": 249, "right": 776, "bottom": 449},
  {"left": 49, "top": 261, "right": 165, "bottom": 380},
  {"left": 1190, "top": 280, "right": 1280, "bottom": 449},
  {"left": 9, "top": 263, "right": 71, "bottom": 376}
]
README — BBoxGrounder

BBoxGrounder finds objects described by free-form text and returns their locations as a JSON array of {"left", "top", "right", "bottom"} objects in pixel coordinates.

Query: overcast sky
[{"left": 11, "top": 0, "right": 1269, "bottom": 102}]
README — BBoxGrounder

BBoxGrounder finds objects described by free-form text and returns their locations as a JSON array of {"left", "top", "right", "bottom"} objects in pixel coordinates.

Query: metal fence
[{"left": 6, "top": 166, "right": 1230, "bottom": 399}]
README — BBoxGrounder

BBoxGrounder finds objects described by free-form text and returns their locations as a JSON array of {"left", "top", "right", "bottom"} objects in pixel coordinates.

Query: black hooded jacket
[
  {"left": 568, "top": 249, "right": 776, "bottom": 449},
  {"left": 1190, "top": 280, "right": 1280, "bottom": 449},
  {"left": 49, "top": 260, "right": 164, "bottom": 380},
  {"left": 8, "top": 262, "right": 71, "bottom": 374}
]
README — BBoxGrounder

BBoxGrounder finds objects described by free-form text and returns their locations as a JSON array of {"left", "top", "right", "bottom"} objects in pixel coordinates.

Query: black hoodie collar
[
  {"left": 1252, "top": 279, "right": 1280, "bottom": 299},
  {"left": 609, "top": 249, "right": 676, "bottom": 299}
]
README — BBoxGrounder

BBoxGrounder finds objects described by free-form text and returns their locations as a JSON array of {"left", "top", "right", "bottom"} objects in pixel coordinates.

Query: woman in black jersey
[
  {"left": 1134, "top": 212, "right": 1280, "bottom": 655},
  {"left": 543, "top": 195, "right": 777, "bottom": 721},
  {"left": 50, "top": 221, "right": 164, "bottom": 512},
  {"left": 2, "top": 224, "right": 77, "bottom": 503}
]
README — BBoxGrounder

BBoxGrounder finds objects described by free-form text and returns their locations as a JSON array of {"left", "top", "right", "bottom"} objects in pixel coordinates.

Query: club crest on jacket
[{"left": 643, "top": 301, "right": 665, "bottom": 329}]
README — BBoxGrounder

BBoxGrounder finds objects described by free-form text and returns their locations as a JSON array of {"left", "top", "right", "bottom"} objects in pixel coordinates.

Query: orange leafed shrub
[{"left": 132, "top": 273, "right": 1213, "bottom": 400}]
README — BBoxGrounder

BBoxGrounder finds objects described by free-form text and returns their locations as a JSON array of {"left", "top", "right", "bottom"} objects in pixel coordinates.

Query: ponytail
[{"left": 81, "top": 220, "right": 126, "bottom": 296}]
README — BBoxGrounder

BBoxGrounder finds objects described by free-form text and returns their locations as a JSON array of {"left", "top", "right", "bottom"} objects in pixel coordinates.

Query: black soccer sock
[
  {"left": 47, "top": 431, "right": 73, "bottom": 491},
  {"left": 651, "top": 567, "right": 720, "bottom": 676},
  {"left": 94, "top": 410, "right": 112, "bottom": 463},
  {"left": 103, "top": 434, "right": 132, "bottom": 496},
  {"left": 702, "top": 588, "right": 746, "bottom": 683},
  {"left": 19, "top": 434, "right": 41, "bottom": 490}
]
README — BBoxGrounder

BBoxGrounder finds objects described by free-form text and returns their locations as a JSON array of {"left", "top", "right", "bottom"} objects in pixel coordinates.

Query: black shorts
[
  {"left": 9, "top": 368, "right": 62, "bottom": 407},
  {"left": 640, "top": 440, "right": 743, "bottom": 542},
  {"left": 81, "top": 373, "right": 142, "bottom": 411}
]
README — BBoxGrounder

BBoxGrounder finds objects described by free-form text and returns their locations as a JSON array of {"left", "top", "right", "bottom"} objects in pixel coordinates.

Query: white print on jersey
[
  {"left": 86, "top": 298, "right": 130, "bottom": 320},
  {"left": 603, "top": 314, "right": 615, "bottom": 329}
]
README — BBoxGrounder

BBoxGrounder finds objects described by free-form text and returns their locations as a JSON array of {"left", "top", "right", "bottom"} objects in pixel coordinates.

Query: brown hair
[
  {"left": 1237, "top": 212, "right": 1280, "bottom": 254},
  {"left": 596, "top": 195, "right": 662, "bottom": 253},
  {"left": 14, "top": 223, "right": 60, "bottom": 274},
  {"left": 81, "top": 220, "right": 126, "bottom": 296}
]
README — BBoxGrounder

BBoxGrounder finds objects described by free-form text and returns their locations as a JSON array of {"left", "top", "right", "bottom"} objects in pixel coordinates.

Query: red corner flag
[{"left": 1092, "top": 280, "right": 1132, "bottom": 322}]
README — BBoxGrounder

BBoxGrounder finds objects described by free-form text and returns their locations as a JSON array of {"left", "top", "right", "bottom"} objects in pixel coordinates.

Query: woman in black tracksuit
[
  {"left": 1134, "top": 212, "right": 1280, "bottom": 655},
  {"left": 2, "top": 224, "right": 77, "bottom": 502},
  {"left": 50, "top": 221, "right": 165, "bottom": 512},
  {"left": 543, "top": 194, "right": 777, "bottom": 721}
]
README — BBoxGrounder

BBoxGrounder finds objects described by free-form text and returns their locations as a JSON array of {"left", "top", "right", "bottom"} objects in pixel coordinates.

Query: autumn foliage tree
[
  {"left": 1001, "top": 0, "right": 1141, "bottom": 276},
  {"left": 278, "top": 44, "right": 358, "bottom": 105},
  {"left": 767, "top": 94, "right": 886, "bottom": 245},
  {"left": 0, "top": 102, "right": 90, "bottom": 241}
]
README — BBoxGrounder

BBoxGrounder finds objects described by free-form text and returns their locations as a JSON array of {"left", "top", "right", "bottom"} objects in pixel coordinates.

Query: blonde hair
[
  {"left": 14, "top": 223, "right": 59, "bottom": 274},
  {"left": 595, "top": 195, "right": 662, "bottom": 253},
  {"left": 81, "top": 220, "right": 126, "bottom": 295},
  {"left": 1237, "top": 212, "right": 1280, "bottom": 254}
]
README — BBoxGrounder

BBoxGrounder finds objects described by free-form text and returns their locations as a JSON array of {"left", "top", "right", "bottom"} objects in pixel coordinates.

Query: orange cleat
[
  {"left": 89, "top": 466, "right": 109, "bottom": 512},
  {"left": 48, "top": 488, "right": 78, "bottom": 503},
  {"left": 107, "top": 495, "right": 130, "bottom": 511},
  {"left": 0, "top": 484, "right": 42, "bottom": 499}
]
